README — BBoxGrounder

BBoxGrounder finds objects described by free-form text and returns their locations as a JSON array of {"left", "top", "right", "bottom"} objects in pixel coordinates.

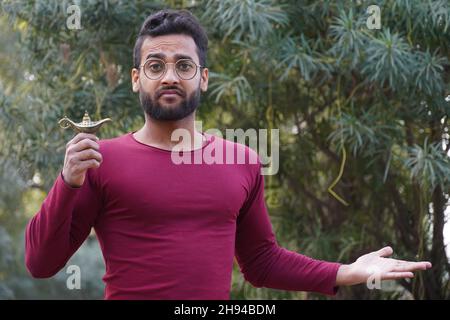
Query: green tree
[{"left": 1, "top": 0, "right": 449, "bottom": 299}]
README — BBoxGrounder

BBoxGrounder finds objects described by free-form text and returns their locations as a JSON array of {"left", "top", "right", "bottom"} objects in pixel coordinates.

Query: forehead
[{"left": 140, "top": 34, "right": 198, "bottom": 63}]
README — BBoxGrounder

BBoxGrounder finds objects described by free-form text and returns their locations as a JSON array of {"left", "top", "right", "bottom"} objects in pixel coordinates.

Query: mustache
[{"left": 155, "top": 86, "right": 186, "bottom": 98}]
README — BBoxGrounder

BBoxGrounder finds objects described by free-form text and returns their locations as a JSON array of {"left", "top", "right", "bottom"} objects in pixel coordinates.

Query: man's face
[{"left": 131, "top": 34, "right": 208, "bottom": 121}]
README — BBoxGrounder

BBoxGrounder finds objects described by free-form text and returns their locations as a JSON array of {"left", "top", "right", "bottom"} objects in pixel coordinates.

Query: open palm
[{"left": 337, "top": 246, "right": 432, "bottom": 286}]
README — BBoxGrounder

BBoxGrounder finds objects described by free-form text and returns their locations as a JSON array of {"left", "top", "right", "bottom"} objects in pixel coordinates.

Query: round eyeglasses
[{"left": 140, "top": 58, "right": 204, "bottom": 80}]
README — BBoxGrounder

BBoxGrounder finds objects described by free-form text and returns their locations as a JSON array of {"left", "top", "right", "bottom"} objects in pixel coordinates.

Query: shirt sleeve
[
  {"left": 25, "top": 169, "right": 103, "bottom": 278},
  {"left": 234, "top": 161, "right": 341, "bottom": 296}
]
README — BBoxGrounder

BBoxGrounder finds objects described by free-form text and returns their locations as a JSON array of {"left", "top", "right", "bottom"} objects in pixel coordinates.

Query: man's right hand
[{"left": 62, "top": 133, "right": 103, "bottom": 188}]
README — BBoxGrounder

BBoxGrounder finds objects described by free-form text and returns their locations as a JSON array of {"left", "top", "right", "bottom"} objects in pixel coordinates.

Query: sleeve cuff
[
  {"left": 58, "top": 171, "right": 83, "bottom": 191},
  {"left": 328, "top": 262, "right": 342, "bottom": 296}
]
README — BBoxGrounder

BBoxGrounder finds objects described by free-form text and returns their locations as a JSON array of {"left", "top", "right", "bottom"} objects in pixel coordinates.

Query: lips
[{"left": 158, "top": 89, "right": 183, "bottom": 98}]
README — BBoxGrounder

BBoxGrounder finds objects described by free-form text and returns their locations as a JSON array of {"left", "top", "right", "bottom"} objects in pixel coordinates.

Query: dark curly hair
[{"left": 133, "top": 9, "right": 208, "bottom": 69}]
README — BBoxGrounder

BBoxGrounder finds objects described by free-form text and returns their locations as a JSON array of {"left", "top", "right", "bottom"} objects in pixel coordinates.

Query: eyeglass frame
[{"left": 138, "top": 58, "right": 205, "bottom": 81}]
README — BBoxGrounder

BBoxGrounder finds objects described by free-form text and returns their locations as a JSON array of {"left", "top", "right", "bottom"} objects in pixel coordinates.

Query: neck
[{"left": 133, "top": 112, "right": 205, "bottom": 151}]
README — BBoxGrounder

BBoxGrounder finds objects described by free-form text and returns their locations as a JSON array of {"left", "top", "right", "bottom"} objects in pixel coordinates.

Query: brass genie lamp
[{"left": 58, "top": 111, "right": 112, "bottom": 134}]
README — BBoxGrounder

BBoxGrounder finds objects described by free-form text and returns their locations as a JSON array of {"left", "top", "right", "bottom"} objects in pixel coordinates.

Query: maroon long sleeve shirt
[{"left": 25, "top": 131, "right": 341, "bottom": 299}]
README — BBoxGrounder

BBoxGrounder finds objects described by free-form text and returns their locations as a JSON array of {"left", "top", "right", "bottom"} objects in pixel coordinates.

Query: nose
[{"left": 160, "top": 63, "right": 179, "bottom": 85}]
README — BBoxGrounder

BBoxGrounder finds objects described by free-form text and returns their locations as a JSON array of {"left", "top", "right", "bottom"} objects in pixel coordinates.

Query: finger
[
  {"left": 77, "top": 159, "right": 101, "bottom": 171},
  {"left": 395, "top": 259, "right": 431, "bottom": 266},
  {"left": 376, "top": 246, "right": 393, "bottom": 257},
  {"left": 76, "top": 149, "right": 103, "bottom": 163},
  {"left": 68, "top": 133, "right": 99, "bottom": 146},
  {"left": 71, "top": 138, "right": 100, "bottom": 152},
  {"left": 393, "top": 259, "right": 409, "bottom": 264},
  {"left": 382, "top": 272, "right": 414, "bottom": 280},
  {"left": 393, "top": 262, "right": 431, "bottom": 272}
]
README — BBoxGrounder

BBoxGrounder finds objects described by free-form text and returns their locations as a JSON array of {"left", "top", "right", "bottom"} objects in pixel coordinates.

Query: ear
[
  {"left": 131, "top": 68, "right": 140, "bottom": 92},
  {"left": 200, "top": 67, "right": 208, "bottom": 92}
]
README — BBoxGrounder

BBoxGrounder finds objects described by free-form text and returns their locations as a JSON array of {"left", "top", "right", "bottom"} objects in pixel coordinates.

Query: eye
[
  {"left": 147, "top": 61, "right": 164, "bottom": 72},
  {"left": 177, "top": 61, "right": 194, "bottom": 72}
]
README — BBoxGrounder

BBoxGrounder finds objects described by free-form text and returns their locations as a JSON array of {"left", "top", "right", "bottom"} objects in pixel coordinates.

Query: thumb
[{"left": 376, "top": 246, "right": 393, "bottom": 257}]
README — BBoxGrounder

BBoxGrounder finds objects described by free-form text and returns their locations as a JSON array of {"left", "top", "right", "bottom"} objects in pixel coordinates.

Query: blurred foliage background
[{"left": 0, "top": 0, "right": 449, "bottom": 299}]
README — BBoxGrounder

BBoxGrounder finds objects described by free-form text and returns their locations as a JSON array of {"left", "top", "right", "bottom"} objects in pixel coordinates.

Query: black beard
[{"left": 139, "top": 86, "right": 201, "bottom": 121}]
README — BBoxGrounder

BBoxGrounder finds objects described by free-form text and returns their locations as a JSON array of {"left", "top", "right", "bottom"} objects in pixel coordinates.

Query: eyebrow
[{"left": 144, "top": 53, "right": 194, "bottom": 62}]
